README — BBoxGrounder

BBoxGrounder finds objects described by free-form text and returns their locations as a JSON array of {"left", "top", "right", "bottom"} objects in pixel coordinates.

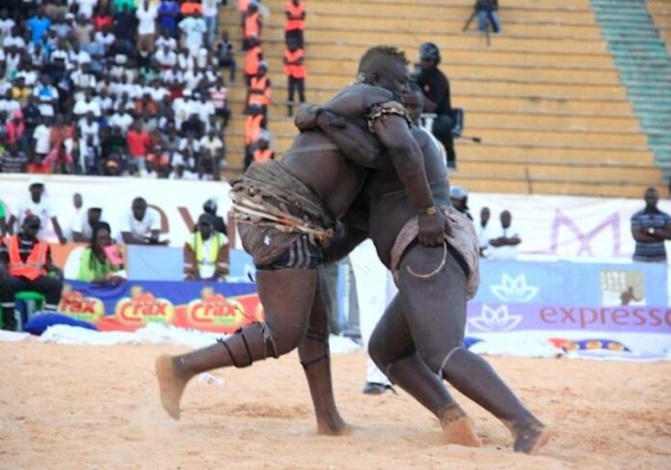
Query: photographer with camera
[{"left": 416, "top": 43, "right": 457, "bottom": 169}]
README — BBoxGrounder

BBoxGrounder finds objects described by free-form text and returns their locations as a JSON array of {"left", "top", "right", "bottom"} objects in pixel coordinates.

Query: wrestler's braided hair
[{"left": 357, "top": 46, "right": 408, "bottom": 75}]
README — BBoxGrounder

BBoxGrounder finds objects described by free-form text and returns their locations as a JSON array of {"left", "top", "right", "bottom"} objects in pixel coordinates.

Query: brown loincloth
[
  {"left": 230, "top": 161, "right": 336, "bottom": 267},
  {"left": 389, "top": 206, "right": 480, "bottom": 299}
]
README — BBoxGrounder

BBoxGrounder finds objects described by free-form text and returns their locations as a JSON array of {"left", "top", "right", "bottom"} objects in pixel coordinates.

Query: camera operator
[{"left": 416, "top": 42, "right": 457, "bottom": 169}]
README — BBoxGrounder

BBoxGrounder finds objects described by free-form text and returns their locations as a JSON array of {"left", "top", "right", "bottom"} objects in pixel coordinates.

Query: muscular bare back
[{"left": 280, "top": 84, "right": 396, "bottom": 219}]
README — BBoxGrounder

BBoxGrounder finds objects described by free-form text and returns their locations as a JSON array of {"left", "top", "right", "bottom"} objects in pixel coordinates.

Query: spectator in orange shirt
[
  {"left": 243, "top": 103, "right": 265, "bottom": 170},
  {"left": 246, "top": 61, "right": 271, "bottom": 120},
  {"left": 252, "top": 136, "right": 274, "bottom": 165},
  {"left": 181, "top": 0, "right": 204, "bottom": 16},
  {"left": 244, "top": 35, "right": 263, "bottom": 85},
  {"left": 126, "top": 120, "right": 151, "bottom": 175},
  {"left": 43, "top": 143, "right": 74, "bottom": 175},
  {"left": 242, "top": 1, "right": 261, "bottom": 49},
  {"left": 284, "top": 0, "right": 305, "bottom": 48},
  {"left": 49, "top": 114, "right": 74, "bottom": 153},
  {"left": 284, "top": 40, "right": 306, "bottom": 117}
]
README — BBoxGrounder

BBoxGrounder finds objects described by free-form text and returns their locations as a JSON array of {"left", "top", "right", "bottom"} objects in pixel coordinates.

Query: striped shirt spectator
[
  {"left": 1, "top": 145, "right": 27, "bottom": 173},
  {"left": 631, "top": 188, "right": 671, "bottom": 263}
]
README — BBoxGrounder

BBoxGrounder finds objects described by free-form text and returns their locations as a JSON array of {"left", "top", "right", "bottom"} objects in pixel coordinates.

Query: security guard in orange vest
[
  {"left": 246, "top": 61, "right": 271, "bottom": 119},
  {"left": 0, "top": 215, "right": 63, "bottom": 331},
  {"left": 244, "top": 104, "right": 266, "bottom": 170},
  {"left": 244, "top": 35, "right": 263, "bottom": 85},
  {"left": 243, "top": 1, "right": 262, "bottom": 49},
  {"left": 284, "top": 40, "right": 306, "bottom": 117},
  {"left": 253, "top": 136, "right": 275, "bottom": 164},
  {"left": 284, "top": 0, "right": 305, "bottom": 48}
]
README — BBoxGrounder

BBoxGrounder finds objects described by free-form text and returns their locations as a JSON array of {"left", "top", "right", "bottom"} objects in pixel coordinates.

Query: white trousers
[{"left": 349, "top": 240, "right": 398, "bottom": 385}]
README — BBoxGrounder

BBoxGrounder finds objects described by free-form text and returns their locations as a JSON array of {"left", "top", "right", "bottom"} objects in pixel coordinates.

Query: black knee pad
[{"left": 299, "top": 330, "right": 329, "bottom": 370}]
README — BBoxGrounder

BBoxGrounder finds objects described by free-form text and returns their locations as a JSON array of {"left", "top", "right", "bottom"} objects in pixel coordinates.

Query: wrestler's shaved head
[{"left": 357, "top": 46, "right": 408, "bottom": 78}]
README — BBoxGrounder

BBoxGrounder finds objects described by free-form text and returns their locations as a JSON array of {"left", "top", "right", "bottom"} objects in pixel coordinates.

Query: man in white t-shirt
[
  {"left": 63, "top": 192, "right": 84, "bottom": 242},
  {"left": 75, "top": 0, "right": 98, "bottom": 19},
  {"left": 179, "top": 11, "right": 207, "bottom": 56},
  {"left": 6, "top": 176, "right": 67, "bottom": 244},
  {"left": 120, "top": 197, "right": 169, "bottom": 245},
  {"left": 487, "top": 210, "right": 522, "bottom": 260},
  {"left": 136, "top": 0, "right": 159, "bottom": 51},
  {"left": 32, "top": 118, "right": 52, "bottom": 161},
  {"left": 72, "top": 200, "right": 107, "bottom": 243}
]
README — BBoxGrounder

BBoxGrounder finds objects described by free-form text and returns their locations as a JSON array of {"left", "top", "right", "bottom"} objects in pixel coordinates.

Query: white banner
[
  {"left": 1, "top": 174, "right": 668, "bottom": 261},
  {"left": 0, "top": 175, "right": 232, "bottom": 247}
]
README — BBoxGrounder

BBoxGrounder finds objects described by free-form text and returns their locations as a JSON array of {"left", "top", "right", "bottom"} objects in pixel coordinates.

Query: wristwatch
[{"left": 648, "top": 227, "right": 655, "bottom": 235}]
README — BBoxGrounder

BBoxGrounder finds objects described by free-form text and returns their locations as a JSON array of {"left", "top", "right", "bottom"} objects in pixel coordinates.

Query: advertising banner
[
  {"left": 57, "top": 280, "right": 262, "bottom": 334},
  {"left": 3, "top": 174, "right": 670, "bottom": 260}
]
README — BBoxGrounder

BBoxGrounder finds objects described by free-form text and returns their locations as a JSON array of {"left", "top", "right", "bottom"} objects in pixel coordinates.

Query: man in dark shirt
[
  {"left": 416, "top": 42, "right": 457, "bottom": 168},
  {"left": 631, "top": 187, "right": 671, "bottom": 263},
  {"left": 203, "top": 198, "right": 228, "bottom": 236},
  {"left": 0, "top": 215, "right": 63, "bottom": 331}
]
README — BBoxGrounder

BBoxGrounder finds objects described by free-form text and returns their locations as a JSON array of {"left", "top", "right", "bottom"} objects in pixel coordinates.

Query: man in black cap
[
  {"left": 0, "top": 215, "right": 63, "bottom": 331},
  {"left": 416, "top": 42, "right": 457, "bottom": 169},
  {"left": 183, "top": 213, "right": 229, "bottom": 281}
]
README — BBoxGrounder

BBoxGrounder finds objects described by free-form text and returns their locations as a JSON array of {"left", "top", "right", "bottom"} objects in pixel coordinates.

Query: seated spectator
[
  {"left": 31, "top": 116, "right": 53, "bottom": 169},
  {"left": 244, "top": 103, "right": 265, "bottom": 169},
  {"left": 6, "top": 109, "right": 26, "bottom": 150},
  {"left": 73, "top": 14, "right": 94, "bottom": 47},
  {"left": 49, "top": 114, "right": 74, "bottom": 152},
  {"left": 43, "top": 143, "right": 74, "bottom": 174},
  {"left": 253, "top": 136, "right": 274, "bottom": 164},
  {"left": 156, "top": 43, "right": 178, "bottom": 69},
  {"left": 179, "top": 9, "right": 207, "bottom": 56},
  {"left": 183, "top": 214, "right": 229, "bottom": 281},
  {"left": 121, "top": 197, "right": 169, "bottom": 245},
  {"left": 73, "top": 89, "right": 102, "bottom": 119},
  {"left": 202, "top": 0, "right": 221, "bottom": 48},
  {"left": 33, "top": 74, "right": 59, "bottom": 119},
  {"left": 476, "top": 0, "right": 501, "bottom": 35},
  {"left": 199, "top": 127, "right": 225, "bottom": 180},
  {"left": 156, "top": 29, "right": 178, "bottom": 52},
  {"left": 158, "top": 0, "right": 180, "bottom": 37},
  {"left": 0, "top": 214, "right": 63, "bottom": 331},
  {"left": 487, "top": 210, "right": 521, "bottom": 259},
  {"left": 92, "top": 6, "right": 113, "bottom": 32},
  {"left": 449, "top": 186, "right": 473, "bottom": 220},
  {"left": 209, "top": 76, "right": 230, "bottom": 127},
  {"left": 75, "top": 0, "right": 99, "bottom": 20},
  {"left": 26, "top": 7, "right": 52, "bottom": 46},
  {"left": 1, "top": 143, "right": 28, "bottom": 173},
  {"left": 76, "top": 222, "right": 126, "bottom": 285},
  {"left": 126, "top": 120, "right": 150, "bottom": 174},
  {"left": 11, "top": 77, "right": 31, "bottom": 107},
  {"left": 216, "top": 30, "right": 236, "bottom": 83},
  {"left": 136, "top": 0, "right": 159, "bottom": 53}
]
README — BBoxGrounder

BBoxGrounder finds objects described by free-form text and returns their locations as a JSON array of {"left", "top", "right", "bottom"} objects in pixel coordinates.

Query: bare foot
[
  {"left": 316, "top": 416, "right": 350, "bottom": 436},
  {"left": 155, "top": 354, "right": 189, "bottom": 420},
  {"left": 509, "top": 420, "right": 553, "bottom": 455},
  {"left": 439, "top": 404, "right": 482, "bottom": 447}
]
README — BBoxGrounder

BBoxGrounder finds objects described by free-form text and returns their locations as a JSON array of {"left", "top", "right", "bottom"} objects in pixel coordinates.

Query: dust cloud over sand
[{"left": 1, "top": 343, "right": 670, "bottom": 469}]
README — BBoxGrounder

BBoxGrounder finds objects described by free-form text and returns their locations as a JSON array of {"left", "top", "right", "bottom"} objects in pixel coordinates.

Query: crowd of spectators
[{"left": 0, "top": 0, "right": 235, "bottom": 180}]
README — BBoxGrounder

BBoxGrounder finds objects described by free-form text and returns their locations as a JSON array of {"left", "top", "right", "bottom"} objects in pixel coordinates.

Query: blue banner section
[
  {"left": 474, "top": 259, "right": 667, "bottom": 307},
  {"left": 61, "top": 279, "right": 258, "bottom": 318}
]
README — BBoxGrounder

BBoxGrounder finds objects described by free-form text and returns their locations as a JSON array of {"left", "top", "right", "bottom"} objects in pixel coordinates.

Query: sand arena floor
[{"left": 1, "top": 342, "right": 670, "bottom": 469}]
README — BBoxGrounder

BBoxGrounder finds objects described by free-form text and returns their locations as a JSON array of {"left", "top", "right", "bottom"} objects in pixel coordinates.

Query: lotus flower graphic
[
  {"left": 468, "top": 305, "right": 523, "bottom": 332},
  {"left": 490, "top": 274, "right": 538, "bottom": 303}
]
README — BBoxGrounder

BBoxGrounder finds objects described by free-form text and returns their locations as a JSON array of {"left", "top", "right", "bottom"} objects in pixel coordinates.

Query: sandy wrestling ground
[{"left": 1, "top": 342, "right": 670, "bottom": 469}]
